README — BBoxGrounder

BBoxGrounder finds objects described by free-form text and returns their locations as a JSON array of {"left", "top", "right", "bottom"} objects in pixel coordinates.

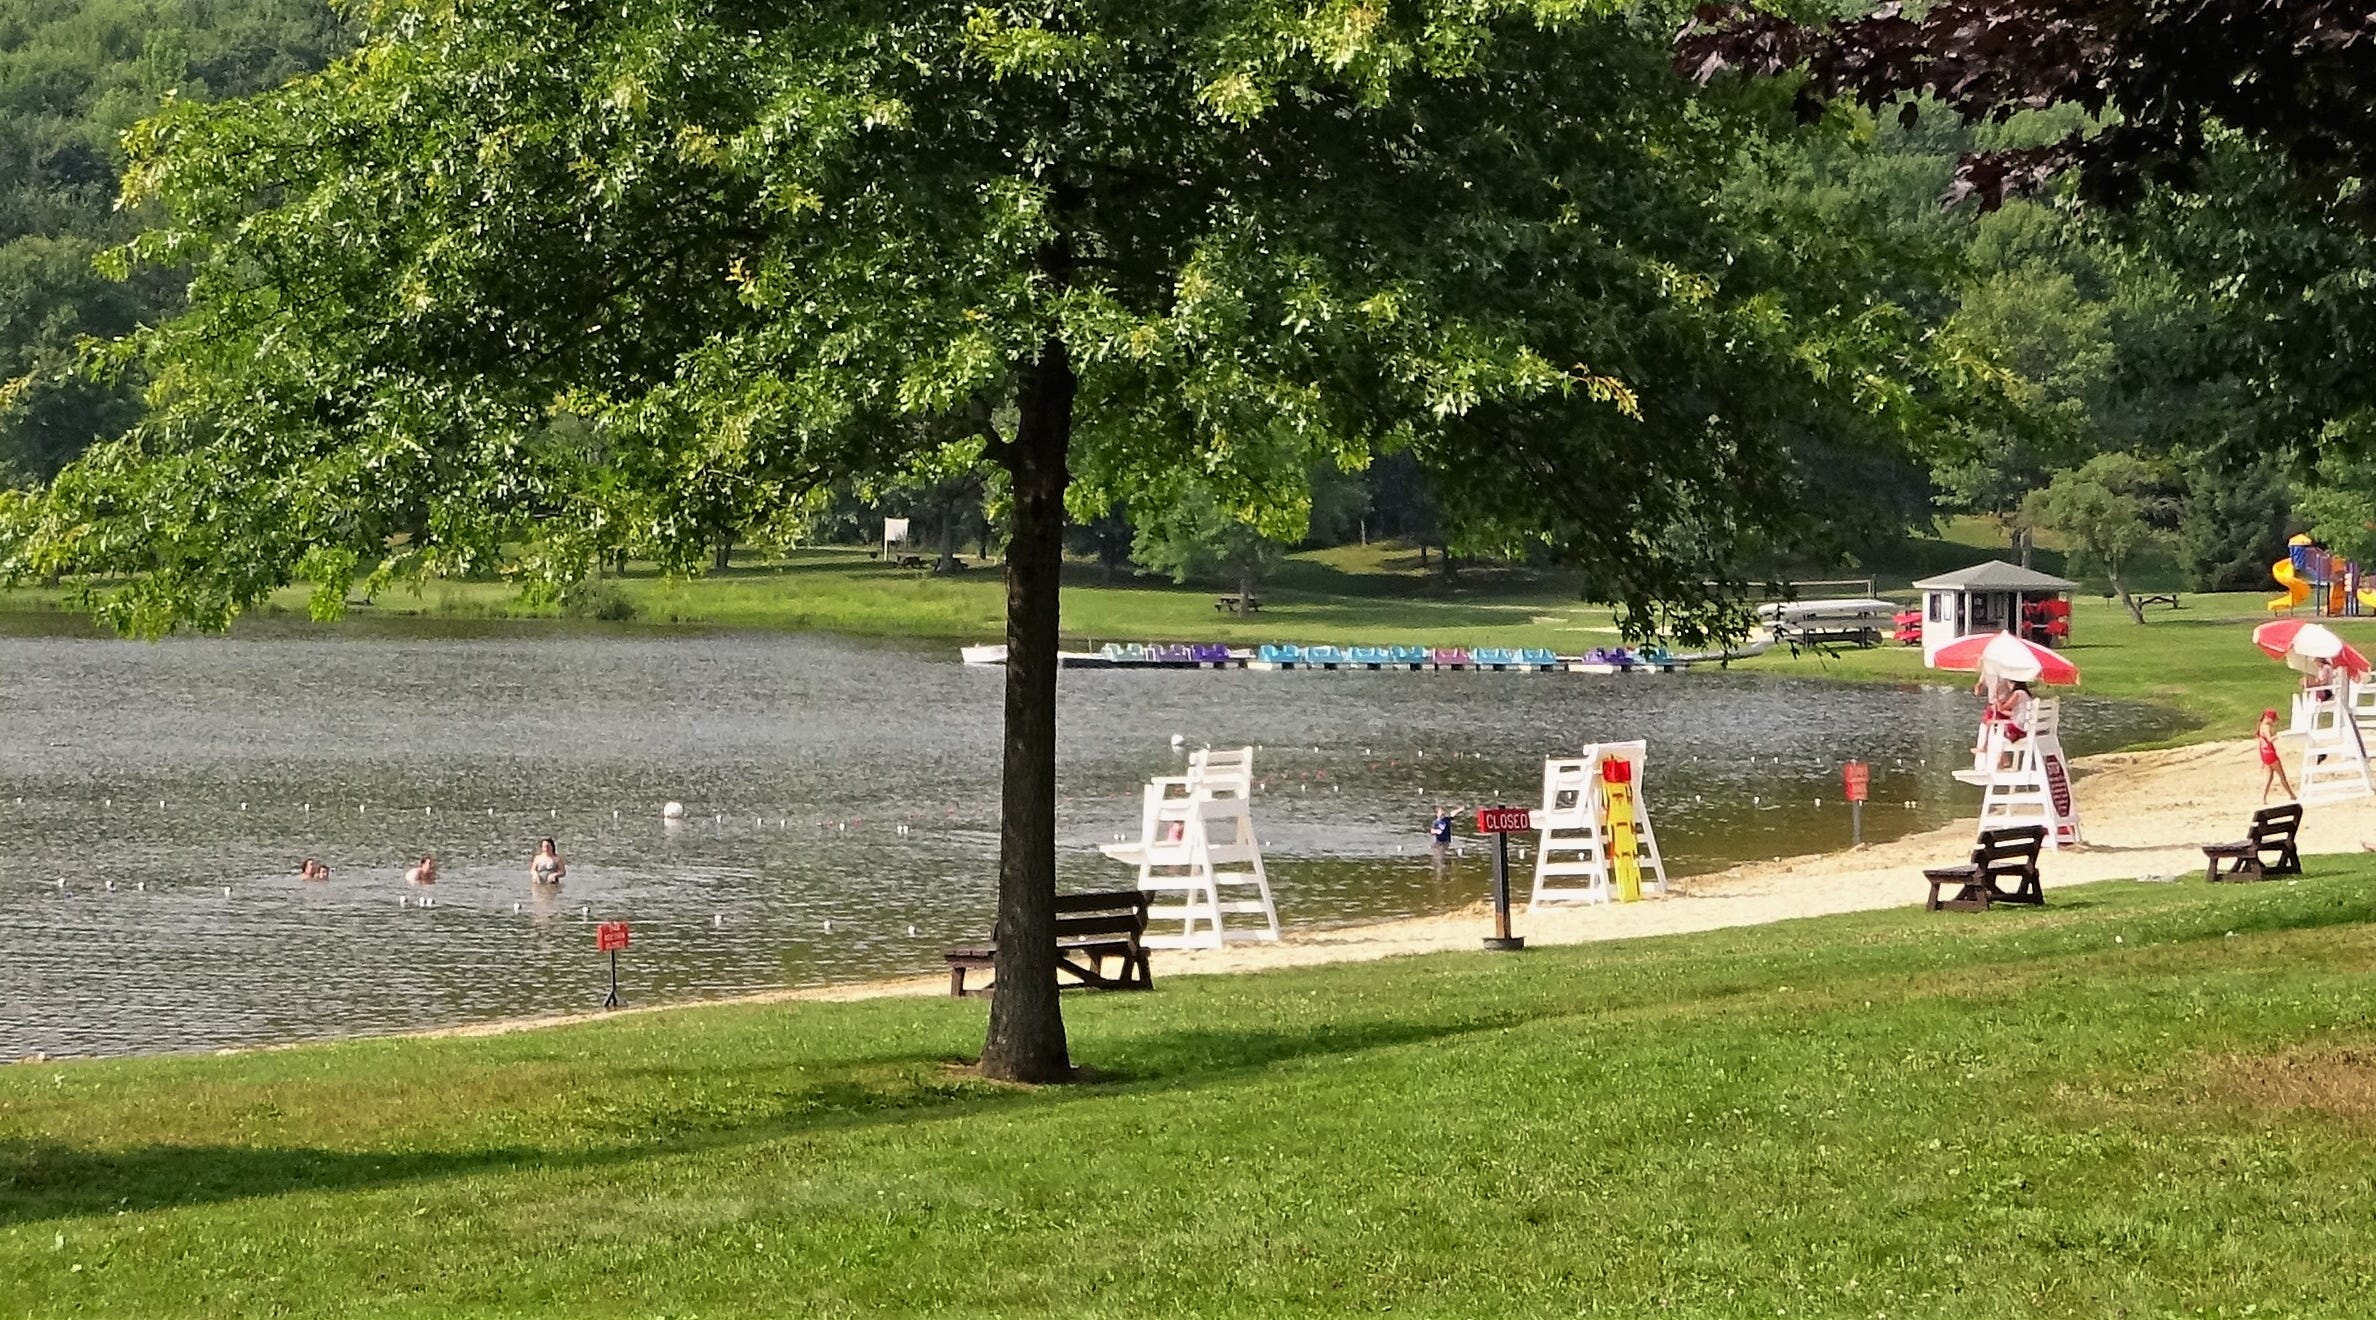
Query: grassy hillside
[{"left": 8, "top": 871, "right": 2376, "bottom": 1315}]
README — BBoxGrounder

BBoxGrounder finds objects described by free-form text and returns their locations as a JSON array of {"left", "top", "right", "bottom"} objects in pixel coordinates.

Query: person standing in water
[
  {"left": 2258, "top": 708, "right": 2297, "bottom": 803},
  {"left": 405, "top": 854, "right": 438, "bottom": 886},
  {"left": 1430, "top": 807, "right": 1454, "bottom": 848},
  {"left": 530, "top": 838, "right": 566, "bottom": 886}
]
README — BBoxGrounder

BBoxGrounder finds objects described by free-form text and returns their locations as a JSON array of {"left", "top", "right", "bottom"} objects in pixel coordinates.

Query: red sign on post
[
  {"left": 596, "top": 921, "right": 631, "bottom": 952},
  {"left": 1842, "top": 762, "right": 1871, "bottom": 803},
  {"left": 1476, "top": 807, "right": 1534, "bottom": 834}
]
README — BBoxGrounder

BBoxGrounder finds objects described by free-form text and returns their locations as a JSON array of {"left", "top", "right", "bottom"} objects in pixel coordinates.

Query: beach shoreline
[{"left": 277, "top": 735, "right": 2337, "bottom": 1054}]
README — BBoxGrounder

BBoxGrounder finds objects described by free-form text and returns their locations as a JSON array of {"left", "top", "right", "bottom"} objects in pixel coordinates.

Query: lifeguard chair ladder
[
  {"left": 1953, "top": 696, "right": 2083, "bottom": 847},
  {"left": 1101, "top": 747, "right": 1279, "bottom": 948},
  {"left": 2294, "top": 684, "right": 2374, "bottom": 804},
  {"left": 1527, "top": 741, "right": 1668, "bottom": 907}
]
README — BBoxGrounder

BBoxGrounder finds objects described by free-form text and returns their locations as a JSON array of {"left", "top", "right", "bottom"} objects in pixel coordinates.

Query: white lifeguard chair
[
  {"left": 1952, "top": 695, "right": 2083, "bottom": 847},
  {"left": 1099, "top": 747, "right": 1279, "bottom": 948},
  {"left": 1527, "top": 740, "right": 1668, "bottom": 907},
  {"left": 2291, "top": 683, "right": 2374, "bottom": 804}
]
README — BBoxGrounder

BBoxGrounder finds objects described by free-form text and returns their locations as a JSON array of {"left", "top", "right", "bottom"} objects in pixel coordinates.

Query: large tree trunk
[
  {"left": 937, "top": 509, "right": 959, "bottom": 574},
  {"left": 979, "top": 336, "right": 1075, "bottom": 1083},
  {"left": 711, "top": 536, "right": 733, "bottom": 572}
]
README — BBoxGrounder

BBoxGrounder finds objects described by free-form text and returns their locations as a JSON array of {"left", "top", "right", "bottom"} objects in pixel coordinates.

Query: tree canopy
[{"left": 0, "top": 0, "right": 1951, "bottom": 1077}]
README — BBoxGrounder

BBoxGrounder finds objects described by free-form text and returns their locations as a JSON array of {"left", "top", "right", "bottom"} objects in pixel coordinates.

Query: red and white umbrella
[
  {"left": 2252, "top": 619, "right": 2370, "bottom": 676},
  {"left": 1932, "top": 630, "right": 2080, "bottom": 686}
]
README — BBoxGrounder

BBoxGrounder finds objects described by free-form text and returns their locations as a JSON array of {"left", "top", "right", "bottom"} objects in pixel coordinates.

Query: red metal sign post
[
  {"left": 1842, "top": 761, "right": 1870, "bottom": 847},
  {"left": 596, "top": 922, "right": 631, "bottom": 1007},
  {"left": 1474, "top": 807, "right": 1534, "bottom": 952}
]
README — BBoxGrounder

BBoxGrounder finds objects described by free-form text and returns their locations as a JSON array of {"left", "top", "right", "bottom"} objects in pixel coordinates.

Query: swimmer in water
[
  {"left": 405, "top": 854, "right": 438, "bottom": 885},
  {"left": 296, "top": 857, "right": 330, "bottom": 882},
  {"left": 530, "top": 837, "right": 566, "bottom": 886}
]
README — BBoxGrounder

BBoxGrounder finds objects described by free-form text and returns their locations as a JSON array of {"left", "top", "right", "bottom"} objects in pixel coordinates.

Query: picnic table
[
  {"left": 1215, "top": 593, "right": 1261, "bottom": 614},
  {"left": 944, "top": 889, "right": 1154, "bottom": 997}
]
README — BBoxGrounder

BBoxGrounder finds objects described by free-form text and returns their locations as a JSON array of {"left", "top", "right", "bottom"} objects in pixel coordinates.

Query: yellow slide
[
  {"left": 2272, "top": 559, "right": 2309, "bottom": 612},
  {"left": 2271, "top": 555, "right": 2376, "bottom": 613}
]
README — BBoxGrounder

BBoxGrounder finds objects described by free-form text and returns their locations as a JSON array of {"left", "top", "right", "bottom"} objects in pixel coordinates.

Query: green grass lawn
[{"left": 10, "top": 870, "right": 2376, "bottom": 1315}]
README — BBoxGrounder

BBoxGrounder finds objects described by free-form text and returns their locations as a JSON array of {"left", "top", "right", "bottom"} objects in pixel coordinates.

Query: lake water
[{"left": 0, "top": 615, "right": 2186, "bottom": 1057}]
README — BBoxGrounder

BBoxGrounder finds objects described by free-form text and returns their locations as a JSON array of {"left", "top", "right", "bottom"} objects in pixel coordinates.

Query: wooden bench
[
  {"left": 1923, "top": 825, "right": 2047, "bottom": 912},
  {"left": 894, "top": 553, "right": 928, "bottom": 569},
  {"left": 2136, "top": 592, "right": 2182, "bottom": 609},
  {"left": 944, "top": 889, "right": 1154, "bottom": 998},
  {"left": 2203, "top": 803, "right": 2304, "bottom": 882},
  {"left": 1214, "top": 593, "right": 1261, "bottom": 614}
]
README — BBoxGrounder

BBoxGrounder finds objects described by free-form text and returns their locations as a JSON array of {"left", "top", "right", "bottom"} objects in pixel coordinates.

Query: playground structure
[
  {"left": 1951, "top": 694, "right": 2084, "bottom": 848},
  {"left": 1526, "top": 741, "right": 1670, "bottom": 907},
  {"left": 1099, "top": 746, "right": 1280, "bottom": 948},
  {"left": 2270, "top": 534, "right": 2376, "bottom": 616},
  {"left": 1913, "top": 561, "right": 2076, "bottom": 666}
]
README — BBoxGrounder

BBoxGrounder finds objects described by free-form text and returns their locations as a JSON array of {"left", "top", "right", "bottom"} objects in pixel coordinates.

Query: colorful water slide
[{"left": 2272, "top": 559, "right": 2310, "bottom": 612}]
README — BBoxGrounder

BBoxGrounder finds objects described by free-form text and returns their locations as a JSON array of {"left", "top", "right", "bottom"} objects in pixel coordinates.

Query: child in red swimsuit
[{"left": 2259, "top": 708, "right": 2296, "bottom": 803}]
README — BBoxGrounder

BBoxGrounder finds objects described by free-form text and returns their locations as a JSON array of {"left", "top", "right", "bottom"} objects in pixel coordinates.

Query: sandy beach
[{"left": 405, "top": 736, "right": 2357, "bottom": 1044}]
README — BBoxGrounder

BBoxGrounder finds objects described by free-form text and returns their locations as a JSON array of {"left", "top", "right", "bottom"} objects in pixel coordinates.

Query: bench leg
[{"left": 948, "top": 965, "right": 969, "bottom": 998}]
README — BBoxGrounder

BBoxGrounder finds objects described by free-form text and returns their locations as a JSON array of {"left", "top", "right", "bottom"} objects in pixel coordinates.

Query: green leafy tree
[
  {"left": 7, "top": 0, "right": 1931, "bottom": 1080},
  {"left": 2021, "top": 453, "right": 2172, "bottom": 623},
  {"left": 1130, "top": 483, "right": 1289, "bottom": 605},
  {"left": 2294, "top": 435, "right": 2376, "bottom": 571},
  {"left": 2177, "top": 454, "right": 2290, "bottom": 593}
]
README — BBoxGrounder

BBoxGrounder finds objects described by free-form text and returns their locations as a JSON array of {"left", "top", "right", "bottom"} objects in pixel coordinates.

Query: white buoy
[
  {"left": 663, "top": 801, "right": 685, "bottom": 820},
  {"left": 513, "top": 902, "right": 522, "bottom": 913},
  {"left": 714, "top": 914, "right": 723, "bottom": 926},
  {"left": 105, "top": 879, "right": 114, "bottom": 891},
  {"left": 303, "top": 803, "right": 311, "bottom": 814},
  {"left": 221, "top": 886, "right": 231, "bottom": 897},
  {"left": 136, "top": 881, "right": 145, "bottom": 892},
  {"left": 823, "top": 919, "right": 833, "bottom": 933},
  {"left": 487, "top": 807, "right": 495, "bottom": 817},
  {"left": 907, "top": 924, "right": 918, "bottom": 936},
  {"left": 400, "top": 896, "right": 409, "bottom": 907},
  {"left": 1170, "top": 733, "right": 1185, "bottom": 748},
  {"left": 424, "top": 806, "right": 431, "bottom": 817}
]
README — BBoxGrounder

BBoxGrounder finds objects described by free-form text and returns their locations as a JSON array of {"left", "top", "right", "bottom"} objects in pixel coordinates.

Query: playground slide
[
  {"left": 2268, "top": 557, "right": 2376, "bottom": 613},
  {"left": 2272, "top": 559, "right": 2309, "bottom": 612}
]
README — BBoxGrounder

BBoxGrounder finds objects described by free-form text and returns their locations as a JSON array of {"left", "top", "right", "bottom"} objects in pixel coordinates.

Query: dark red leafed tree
[{"left": 1678, "top": 0, "right": 2376, "bottom": 221}]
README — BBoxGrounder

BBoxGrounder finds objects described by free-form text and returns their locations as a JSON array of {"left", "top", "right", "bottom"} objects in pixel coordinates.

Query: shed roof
[{"left": 1910, "top": 560, "right": 2078, "bottom": 592}]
